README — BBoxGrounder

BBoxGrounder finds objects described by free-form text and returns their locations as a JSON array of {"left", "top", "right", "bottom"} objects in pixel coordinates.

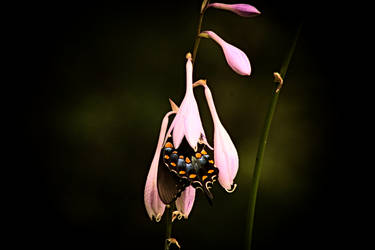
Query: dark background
[{"left": 19, "top": 0, "right": 347, "bottom": 249}]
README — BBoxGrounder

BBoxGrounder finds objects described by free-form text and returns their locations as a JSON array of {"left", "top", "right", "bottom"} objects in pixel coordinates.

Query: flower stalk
[
  {"left": 164, "top": 205, "right": 173, "bottom": 250},
  {"left": 246, "top": 23, "right": 303, "bottom": 250},
  {"left": 192, "top": 0, "right": 209, "bottom": 65}
]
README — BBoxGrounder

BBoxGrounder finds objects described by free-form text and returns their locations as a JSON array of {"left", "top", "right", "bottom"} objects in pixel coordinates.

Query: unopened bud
[{"left": 207, "top": 3, "right": 261, "bottom": 17}]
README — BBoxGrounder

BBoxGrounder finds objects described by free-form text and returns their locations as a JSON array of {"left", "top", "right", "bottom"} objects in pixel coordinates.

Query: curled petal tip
[
  {"left": 155, "top": 213, "right": 163, "bottom": 222},
  {"left": 225, "top": 183, "right": 237, "bottom": 193},
  {"left": 172, "top": 211, "right": 184, "bottom": 222}
]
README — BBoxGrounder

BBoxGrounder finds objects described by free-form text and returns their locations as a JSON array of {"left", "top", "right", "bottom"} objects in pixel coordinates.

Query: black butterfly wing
[
  {"left": 157, "top": 157, "right": 186, "bottom": 204},
  {"left": 157, "top": 138, "right": 189, "bottom": 204}
]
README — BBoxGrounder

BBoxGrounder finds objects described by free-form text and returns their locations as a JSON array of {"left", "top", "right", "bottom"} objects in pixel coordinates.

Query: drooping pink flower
[
  {"left": 157, "top": 55, "right": 218, "bottom": 209},
  {"left": 144, "top": 99, "right": 199, "bottom": 221},
  {"left": 194, "top": 81, "right": 238, "bottom": 192},
  {"left": 165, "top": 53, "right": 210, "bottom": 150},
  {"left": 207, "top": 3, "right": 261, "bottom": 17},
  {"left": 146, "top": 55, "right": 234, "bottom": 222},
  {"left": 202, "top": 30, "right": 251, "bottom": 76},
  {"left": 144, "top": 110, "right": 175, "bottom": 221}
]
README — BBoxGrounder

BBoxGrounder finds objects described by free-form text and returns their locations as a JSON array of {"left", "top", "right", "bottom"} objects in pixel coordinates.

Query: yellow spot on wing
[
  {"left": 164, "top": 155, "right": 170, "bottom": 159},
  {"left": 179, "top": 171, "right": 186, "bottom": 175},
  {"left": 202, "top": 175, "right": 208, "bottom": 181},
  {"left": 208, "top": 160, "right": 214, "bottom": 164},
  {"left": 170, "top": 162, "right": 176, "bottom": 167},
  {"left": 201, "top": 149, "right": 207, "bottom": 155},
  {"left": 189, "top": 174, "right": 196, "bottom": 179},
  {"left": 207, "top": 169, "right": 214, "bottom": 174}
]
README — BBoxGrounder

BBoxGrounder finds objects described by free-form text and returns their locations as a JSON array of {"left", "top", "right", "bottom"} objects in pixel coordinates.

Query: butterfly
[{"left": 157, "top": 135, "right": 218, "bottom": 205}]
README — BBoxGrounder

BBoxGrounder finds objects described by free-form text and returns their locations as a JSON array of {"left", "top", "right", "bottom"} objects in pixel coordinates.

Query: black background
[{"left": 16, "top": 1, "right": 352, "bottom": 249}]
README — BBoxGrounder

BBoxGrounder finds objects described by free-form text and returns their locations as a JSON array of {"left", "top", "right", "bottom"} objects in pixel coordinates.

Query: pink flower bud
[
  {"left": 208, "top": 3, "right": 261, "bottom": 17},
  {"left": 203, "top": 30, "right": 251, "bottom": 76}
]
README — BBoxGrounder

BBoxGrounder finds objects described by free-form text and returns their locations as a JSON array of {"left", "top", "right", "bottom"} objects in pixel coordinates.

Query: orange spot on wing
[
  {"left": 164, "top": 155, "right": 170, "bottom": 159},
  {"left": 189, "top": 174, "right": 196, "bottom": 179},
  {"left": 201, "top": 149, "right": 207, "bottom": 155},
  {"left": 170, "top": 162, "right": 176, "bottom": 167},
  {"left": 179, "top": 155, "right": 184, "bottom": 159},
  {"left": 202, "top": 175, "right": 208, "bottom": 181},
  {"left": 207, "top": 169, "right": 214, "bottom": 174},
  {"left": 195, "top": 153, "right": 202, "bottom": 158},
  {"left": 208, "top": 160, "right": 214, "bottom": 164},
  {"left": 185, "top": 157, "right": 191, "bottom": 163},
  {"left": 165, "top": 142, "right": 173, "bottom": 148},
  {"left": 179, "top": 171, "right": 186, "bottom": 175}
]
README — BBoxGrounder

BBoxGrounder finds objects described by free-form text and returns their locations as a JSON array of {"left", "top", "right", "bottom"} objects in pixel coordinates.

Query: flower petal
[
  {"left": 144, "top": 111, "right": 175, "bottom": 221},
  {"left": 172, "top": 111, "right": 185, "bottom": 149},
  {"left": 172, "top": 55, "right": 207, "bottom": 150},
  {"left": 203, "top": 84, "right": 239, "bottom": 191},
  {"left": 183, "top": 94, "right": 204, "bottom": 150},
  {"left": 208, "top": 3, "right": 261, "bottom": 17},
  {"left": 214, "top": 124, "right": 239, "bottom": 191},
  {"left": 175, "top": 186, "right": 196, "bottom": 219},
  {"left": 203, "top": 30, "right": 251, "bottom": 76}
]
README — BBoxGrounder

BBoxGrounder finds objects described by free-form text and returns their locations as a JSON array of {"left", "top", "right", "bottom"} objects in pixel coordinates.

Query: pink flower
[
  {"left": 194, "top": 81, "right": 238, "bottom": 192},
  {"left": 145, "top": 55, "right": 231, "bottom": 221},
  {"left": 144, "top": 99, "right": 199, "bottom": 221},
  {"left": 157, "top": 55, "right": 219, "bottom": 209},
  {"left": 208, "top": 3, "right": 261, "bottom": 17},
  {"left": 165, "top": 53, "right": 210, "bottom": 150},
  {"left": 144, "top": 110, "right": 174, "bottom": 221},
  {"left": 202, "top": 31, "right": 251, "bottom": 76}
]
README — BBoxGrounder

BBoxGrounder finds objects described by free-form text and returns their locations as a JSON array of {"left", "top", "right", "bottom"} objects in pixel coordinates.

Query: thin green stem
[
  {"left": 192, "top": 3, "right": 207, "bottom": 65},
  {"left": 280, "top": 23, "right": 303, "bottom": 79},
  {"left": 246, "top": 23, "right": 302, "bottom": 250},
  {"left": 163, "top": 206, "right": 173, "bottom": 250}
]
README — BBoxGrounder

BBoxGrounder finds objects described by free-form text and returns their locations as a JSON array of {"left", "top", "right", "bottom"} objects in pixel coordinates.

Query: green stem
[
  {"left": 163, "top": 206, "right": 173, "bottom": 250},
  {"left": 246, "top": 23, "right": 302, "bottom": 250},
  {"left": 280, "top": 23, "right": 303, "bottom": 79},
  {"left": 192, "top": 3, "right": 207, "bottom": 65}
]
